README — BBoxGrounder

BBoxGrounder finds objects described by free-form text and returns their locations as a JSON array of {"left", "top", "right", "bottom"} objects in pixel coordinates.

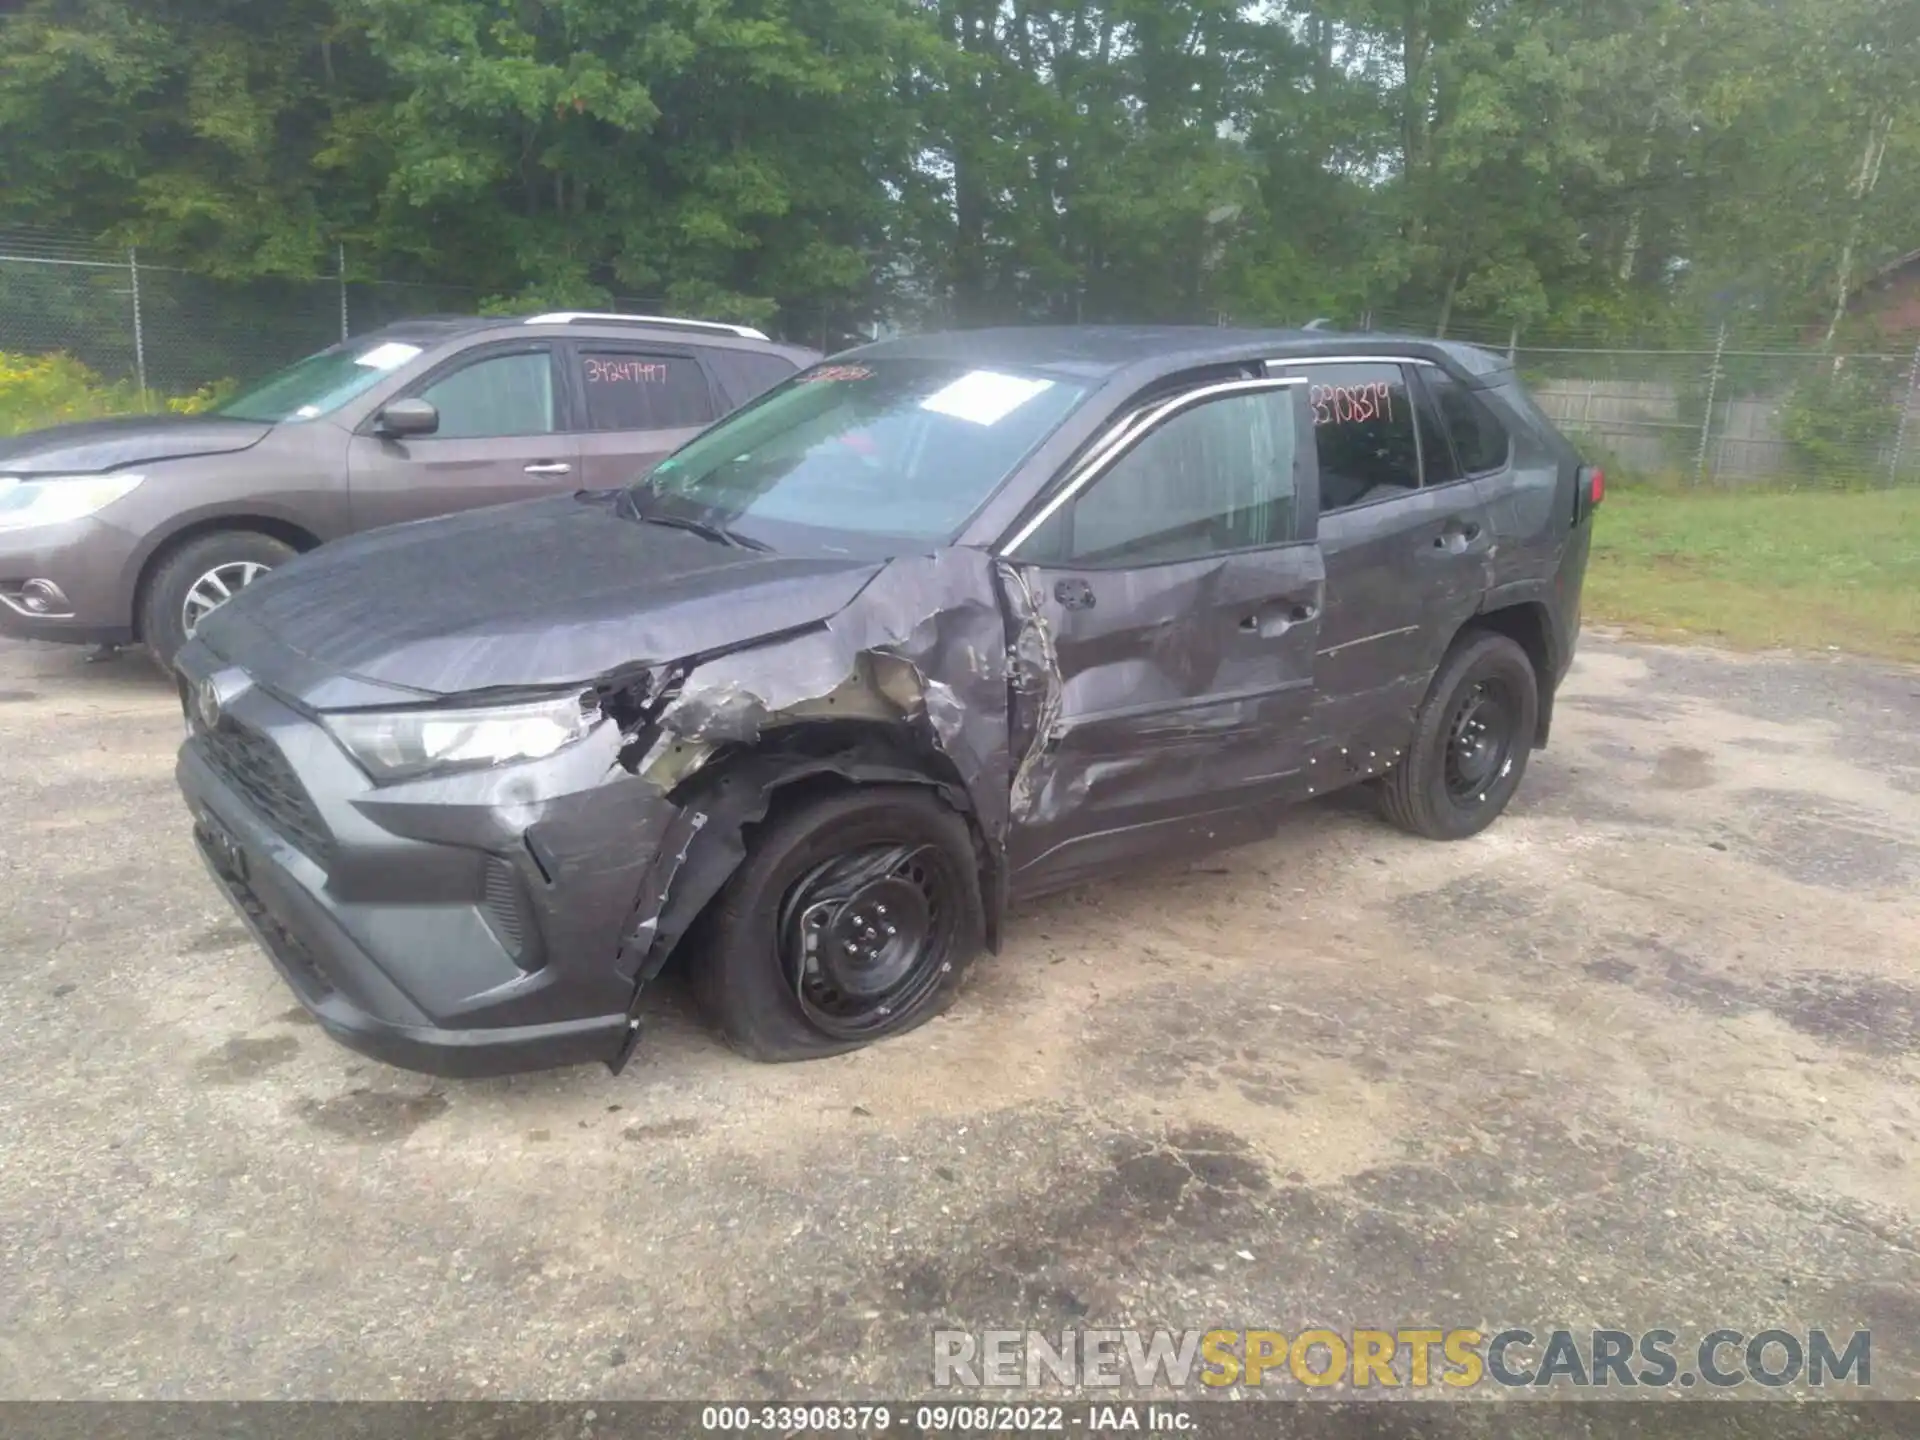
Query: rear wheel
[
  {"left": 690, "top": 787, "right": 984, "bottom": 1062},
  {"left": 1378, "top": 630, "right": 1538, "bottom": 840},
  {"left": 139, "top": 530, "right": 294, "bottom": 671}
]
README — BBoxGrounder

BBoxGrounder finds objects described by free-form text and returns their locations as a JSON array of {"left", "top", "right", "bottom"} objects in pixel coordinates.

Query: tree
[{"left": 1, "top": 0, "right": 1915, "bottom": 340}]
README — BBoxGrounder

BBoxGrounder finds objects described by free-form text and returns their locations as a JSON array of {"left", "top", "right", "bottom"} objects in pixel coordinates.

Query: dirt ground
[{"left": 1, "top": 630, "right": 1917, "bottom": 1405}]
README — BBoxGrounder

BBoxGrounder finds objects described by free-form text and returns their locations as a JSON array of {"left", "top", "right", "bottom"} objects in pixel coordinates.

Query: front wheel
[
  {"left": 139, "top": 530, "right": 294, "bottom": 672},
  {"left": 689, "top": 787, "right": 985, "bottom": 1062},
  {"left": 1377, "top": 631, "right": 1539, "bottom": 840}
]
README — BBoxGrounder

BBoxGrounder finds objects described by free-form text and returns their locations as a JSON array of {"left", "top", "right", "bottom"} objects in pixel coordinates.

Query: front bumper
[
  {"left": 186, "top": 814, "right": 631, "bottom": 1076},
  {"left": 0, "top": 515, "right": 138, "bottom": 644},
  {"left": 173, "top": 645, "right": 680, "bottom": 1077}
]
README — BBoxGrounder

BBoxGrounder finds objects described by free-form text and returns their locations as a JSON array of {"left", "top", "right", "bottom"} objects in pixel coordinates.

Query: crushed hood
[
  {"left": 0, "top": 414, "right": 271, "bottom": 475},
  {"left": 194, "top": 492, "right": 887, "bottom": 707}
]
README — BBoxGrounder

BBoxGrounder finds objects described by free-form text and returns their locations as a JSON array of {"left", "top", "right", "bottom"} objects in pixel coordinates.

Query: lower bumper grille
[
  {"left": 199, "top": 833, "right": 334, "bottom": 1000},
  {"left": 483, "top": 856, "right": 543, "bottom": 971},
  {"left": 195, "top": 722, "right": 332, "bottom": 866}
]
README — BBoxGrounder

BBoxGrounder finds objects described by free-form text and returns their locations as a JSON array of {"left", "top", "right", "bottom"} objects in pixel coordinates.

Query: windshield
[
  {"left": 637, "top": 358, "right": 1089, "bottom": 547},
  {"left": 216, "top": 338, "right": 425, "bottom": 423}
]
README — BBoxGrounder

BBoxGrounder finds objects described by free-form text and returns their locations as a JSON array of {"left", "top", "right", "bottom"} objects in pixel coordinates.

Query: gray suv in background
[{"left": 0, "top": 313, "right": 818, "bottom": 667}]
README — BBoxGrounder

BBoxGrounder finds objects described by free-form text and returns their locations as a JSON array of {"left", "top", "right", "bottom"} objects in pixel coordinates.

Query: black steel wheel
[
  {"left": 1378, "top": 630, "right": 1539, "bottom": 840},
  {"left": 1442, "top": 677, "right": 1521, "bottom": 808},
  {"left": 690, "top": 787, "right": 984, "bottom": 1062},
  {"left": 778, "top": 843, "right": 964, "bottom": 1040}
]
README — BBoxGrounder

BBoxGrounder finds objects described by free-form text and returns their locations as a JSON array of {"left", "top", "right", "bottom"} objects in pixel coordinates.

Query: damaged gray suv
[{"left": 172, "top": 326, "right": 1602, "bottom": 1077}]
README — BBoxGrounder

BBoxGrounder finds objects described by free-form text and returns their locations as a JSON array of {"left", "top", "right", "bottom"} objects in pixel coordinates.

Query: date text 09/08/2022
[{"left": 699, "top": 1404, "right": 1192, "bottom": 1432}]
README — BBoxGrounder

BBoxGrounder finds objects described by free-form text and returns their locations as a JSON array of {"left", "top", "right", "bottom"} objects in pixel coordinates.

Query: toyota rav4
[{"left": 172, "top": 326, "right": 1601, "bottom": 1077}]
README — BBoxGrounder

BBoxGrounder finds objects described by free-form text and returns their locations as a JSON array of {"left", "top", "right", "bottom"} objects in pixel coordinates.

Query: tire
[
  {"left": 139, "top": 530, "right": 295, "bottom": 672},
  {"left": 1378, "top": 630, "right": 1539, "bottom": 841},
  {"left": 689, "top": 786, "right": 985, "bottom": 1062}
]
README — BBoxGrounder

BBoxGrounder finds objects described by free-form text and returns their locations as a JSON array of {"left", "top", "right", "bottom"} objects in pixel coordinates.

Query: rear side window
[
  {"left": 1292, "top": 362, "right": 1420, "bottom": 511},
  {"left": 705, "top": 349, "right": 802, "bottom": 408},
  {"left": 579, "top": 352, "right": 716, "bottom": 431},
  {"left": 1424, "top": 368, "right": 1511, "bottom": 474},
  {"left": 1412, "top": 373, "right": 1461, "bottom": 485}
]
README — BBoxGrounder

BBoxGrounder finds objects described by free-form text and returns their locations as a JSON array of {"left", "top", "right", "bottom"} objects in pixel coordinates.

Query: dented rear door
[{"left": 1271, "top": 358, "right": 1495, "bottom": 741}]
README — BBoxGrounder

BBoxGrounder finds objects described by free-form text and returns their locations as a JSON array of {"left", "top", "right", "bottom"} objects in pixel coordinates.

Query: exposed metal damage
[
  {"left": 1001, "top": 562, "right": 1066, "bottom": 824},
  {"left": 591, "top": 547, "right": 1032, "bottom": 1068}
]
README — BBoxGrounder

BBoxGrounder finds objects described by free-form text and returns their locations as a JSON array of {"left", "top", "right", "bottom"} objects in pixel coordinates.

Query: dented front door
[{"left": 998, "top": 378, "right": 1324, "bottom": 896}]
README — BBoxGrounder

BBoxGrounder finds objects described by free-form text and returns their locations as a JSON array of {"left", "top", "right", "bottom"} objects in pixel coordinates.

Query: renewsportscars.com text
[{"left": 932, "top": 1327, "right": 1872, "bottom": 1390}]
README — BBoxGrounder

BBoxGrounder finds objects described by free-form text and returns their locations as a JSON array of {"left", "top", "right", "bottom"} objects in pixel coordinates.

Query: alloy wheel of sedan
[{"left": 182, "top": 561, "right": 270, "bottom": 636}]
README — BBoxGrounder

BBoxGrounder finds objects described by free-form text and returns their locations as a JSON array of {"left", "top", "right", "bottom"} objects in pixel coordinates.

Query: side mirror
[{"left": 375, "top": 398, "right": 439, "bottom": 438}]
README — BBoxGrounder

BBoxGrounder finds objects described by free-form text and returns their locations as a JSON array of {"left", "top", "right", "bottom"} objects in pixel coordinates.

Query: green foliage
[
  {"left": 1779, "top": 361, "right": 1906, "bottom": 488},
  {"left": 0, "top": 351, "right": 234, "bottom": 435},
  {"left": 0, "top": 0, "right": 1915, "bottom": 340},
  {"left": 1587, "top": 487, "right": 1920, "bottom": 660},
  {"left": 0, "top": 352, "right": 143, "bottom": 434}
]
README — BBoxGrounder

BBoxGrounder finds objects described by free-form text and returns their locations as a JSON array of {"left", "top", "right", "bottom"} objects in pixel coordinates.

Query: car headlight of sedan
[
  {"left": 0, "top": 473, "right": 145, "bottom": 532},
  {"left": 324, "top": 692, "right": 602, "bottom": 783}
]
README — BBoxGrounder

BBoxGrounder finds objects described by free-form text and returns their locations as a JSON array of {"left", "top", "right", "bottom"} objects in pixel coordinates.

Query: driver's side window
[
  {"left": 416, "top": 349, "right": 556, "bottom": 439},
  {"left": 1019, "top": 386, "right": 1302, "bottom": 567}
]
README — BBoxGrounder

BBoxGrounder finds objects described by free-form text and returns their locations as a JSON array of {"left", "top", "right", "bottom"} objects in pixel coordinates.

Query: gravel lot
[{"left": 2, "top": 630, "right": 1917, "bottom": 1404}]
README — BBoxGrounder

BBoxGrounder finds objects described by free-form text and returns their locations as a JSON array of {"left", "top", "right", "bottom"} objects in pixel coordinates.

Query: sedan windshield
[
  {"left": 637, "top": 358, "right": 1088, "bottom": 546},
  {"left": 217, "top": 339, "right": 425, "bottom": 423}
]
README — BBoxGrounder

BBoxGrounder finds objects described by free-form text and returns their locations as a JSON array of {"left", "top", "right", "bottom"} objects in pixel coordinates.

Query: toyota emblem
[{"left": 194, "top": 670, "right": 250, "bottom": 730}]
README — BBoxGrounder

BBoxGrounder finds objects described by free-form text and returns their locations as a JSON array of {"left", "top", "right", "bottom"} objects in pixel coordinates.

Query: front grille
[{"left": 196, "top": 721, "right": 333, "bottom": 866}]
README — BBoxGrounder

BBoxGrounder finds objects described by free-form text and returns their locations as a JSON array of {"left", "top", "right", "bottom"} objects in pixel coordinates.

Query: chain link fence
[
  {"left": 1335, "top": 310, "right": 1920, "bottom": 490},
  {"left": 0, "top": 230, "right": 477, "bottom": 405},
  {"left": 5, "top": 226, "right": 1919, "bottom": 486}
]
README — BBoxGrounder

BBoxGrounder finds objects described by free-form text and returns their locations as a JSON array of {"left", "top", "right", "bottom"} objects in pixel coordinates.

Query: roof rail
[{"left": 521, "top": 311, "right": 771, "bottom": 341}]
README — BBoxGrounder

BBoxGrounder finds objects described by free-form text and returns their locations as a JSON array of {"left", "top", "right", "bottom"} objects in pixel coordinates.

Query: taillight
[{"left": 1575, "top": 464, "right": 1604, "bottom": 524}]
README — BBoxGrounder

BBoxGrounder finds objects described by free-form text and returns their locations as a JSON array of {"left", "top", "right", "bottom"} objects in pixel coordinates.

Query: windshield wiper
[
  {"left": 617, "top": 487, "right": 769, "bottom": 551},
  {"left": 645, "top": 511, "right": 770, "bottom": 551}
]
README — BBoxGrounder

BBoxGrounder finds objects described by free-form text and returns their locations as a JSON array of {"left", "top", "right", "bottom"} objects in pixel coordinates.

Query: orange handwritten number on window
[{"left": 1310, "top": 381, "right": 1393, "bottom": 427}]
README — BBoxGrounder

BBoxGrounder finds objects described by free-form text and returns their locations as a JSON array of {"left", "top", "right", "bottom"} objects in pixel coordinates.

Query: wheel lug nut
[{"left": 885, "top": 925, "right": 897, "bottom": 936}]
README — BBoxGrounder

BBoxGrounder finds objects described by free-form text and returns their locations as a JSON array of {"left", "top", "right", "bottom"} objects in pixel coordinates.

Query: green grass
[{"left": 1585, "top": 486, "right": 1920, "bottom": 663}]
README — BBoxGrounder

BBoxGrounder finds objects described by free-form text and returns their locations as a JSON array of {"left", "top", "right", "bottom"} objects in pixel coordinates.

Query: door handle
[
  {"left": 524, "top": 462, "right": 572, "bottom": 477},
  {"left": 1432, "top": 518, "right": 1481, "bottom": 552},
  {"left": 1240, "top": 601, "right": 1318, "bottom": 634}
]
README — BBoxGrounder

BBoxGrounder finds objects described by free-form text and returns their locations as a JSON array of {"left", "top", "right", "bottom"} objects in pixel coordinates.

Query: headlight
[
  {"left": 0, "top": 474, "right": 145, "bottom": 532},
  {"left": 323, "top": 692, "right": 602, "bottom": 783}
]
